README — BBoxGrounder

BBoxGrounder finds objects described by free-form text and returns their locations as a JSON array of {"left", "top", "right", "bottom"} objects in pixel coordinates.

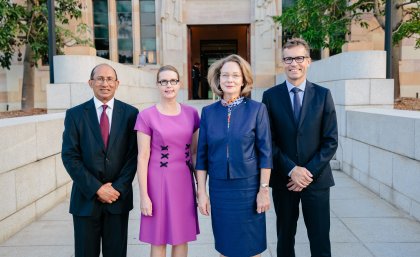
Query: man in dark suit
[
  {"left": 62, "top": 63, "right": 138, "bottom": 257},
  {"left": 262, "top": 38, "right": 338, "bottom": 257}
]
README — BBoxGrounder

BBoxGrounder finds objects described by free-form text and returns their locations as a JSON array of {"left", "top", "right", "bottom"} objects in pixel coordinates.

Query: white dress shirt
[
  {"left": 93, "top": 96, "right": 114, "bottom": 133},
  {"left": 286, "top": 80, "right": 306, "bottom": 111}
]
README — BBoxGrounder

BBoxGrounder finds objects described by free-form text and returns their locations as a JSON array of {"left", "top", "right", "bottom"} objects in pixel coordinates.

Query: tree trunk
[
  {"left": 21, "top": 45, "right": 35, "bottom": 111},
  {"left": 392, "top": 0, "right": 404, "bottom": 99},
  {"left": 392, "top": 43, "right": 401, "bottom": 99},
  {"left": 376, "top": 0, "right": 404, "bottom": 99},
  {"left": 21, "top": 0, "right": 35, "bottom": 111}
]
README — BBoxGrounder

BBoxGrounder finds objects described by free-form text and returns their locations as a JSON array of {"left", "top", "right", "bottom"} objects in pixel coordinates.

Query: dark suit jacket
[
  {"left": 61, "top": 98, "right": 138, "bottom": 216},
  {"left": 262, "top": 81, "right": 338, "bottom": 190},
  {"left": 196, "top": 98, "right": 272, "bottom": 179}
]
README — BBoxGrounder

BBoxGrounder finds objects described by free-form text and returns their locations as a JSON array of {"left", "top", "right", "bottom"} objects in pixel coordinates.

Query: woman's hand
[
  {"left": 140, "top": 195, "right": 153, "bottom": 216},
  {"left": 197, "top": 192, "right": 210, "bottom": 216},
  {"left": 256, "top": 188, "right": 270, "bottom": 214}
]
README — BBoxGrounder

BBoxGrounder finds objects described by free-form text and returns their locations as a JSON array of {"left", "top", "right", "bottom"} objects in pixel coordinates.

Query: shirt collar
[
  {"left": 93, "top": 96, "right": 115, "bottom": 110},
  {"left": 286, "top": 80, "right": 306, "bottom": 93}
]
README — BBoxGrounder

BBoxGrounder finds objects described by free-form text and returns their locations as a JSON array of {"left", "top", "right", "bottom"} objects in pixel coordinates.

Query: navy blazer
[
  {"left": 196, "top": 98, "right": 272, "bottom": 179},
  {"left": 262, "top": 81, "right": 338, "bottom": 190},
  {"left": 61, "top": 99, "right": 138, "bottom": 216}
]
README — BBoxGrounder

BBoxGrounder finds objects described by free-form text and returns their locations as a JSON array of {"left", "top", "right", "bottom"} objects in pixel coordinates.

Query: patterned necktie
[
  {"left": 291, "top": 87, "right": 301, "bottom": 125},
  {"left": 100, "top": 105, "right": 109, "bottom": 148}
]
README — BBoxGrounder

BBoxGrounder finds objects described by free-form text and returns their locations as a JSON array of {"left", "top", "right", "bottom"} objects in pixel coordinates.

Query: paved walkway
[{"left": 1, "top": 170, "right": 420, "bottom": 257}]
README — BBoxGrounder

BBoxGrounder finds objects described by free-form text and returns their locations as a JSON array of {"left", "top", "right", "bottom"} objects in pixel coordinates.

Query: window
[
  {"left": 140, "top": 0, "right": 156, "bottom": 64},
  {"left": 93, "top": 0, "right": 110, "bottom": 59},
  {"left": 117, "top": 0, "right": 133, "bottom": 63},
  {"left": 282, "top": 0, "right": 296, "bottom": 9}
]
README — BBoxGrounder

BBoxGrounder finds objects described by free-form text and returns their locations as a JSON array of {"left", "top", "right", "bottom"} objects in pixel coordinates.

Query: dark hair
[
  {"left": 90, "top": 64, "right": 118, "bottom": 80},
  {"left": 156, "top": 65, "right": 180, "bottom": 82}
]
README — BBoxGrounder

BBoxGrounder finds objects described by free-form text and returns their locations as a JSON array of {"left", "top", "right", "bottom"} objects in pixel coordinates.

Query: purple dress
[{"left": 134, "top": 104, "right": 200, "bottom": 245}]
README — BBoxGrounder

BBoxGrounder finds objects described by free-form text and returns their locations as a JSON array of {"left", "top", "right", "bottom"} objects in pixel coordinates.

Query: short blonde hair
[
  {"left": 283, "top": 38, "right": 311, "bottom": 57},
  {"left": 156, "top": 65, "right": 180, "bottom": 82},
  {"left": 207, "top": 54, "right": 253, "bottom": 98}
]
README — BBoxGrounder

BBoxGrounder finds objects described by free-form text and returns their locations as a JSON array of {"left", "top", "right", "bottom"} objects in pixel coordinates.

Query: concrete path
[{"left": 1, "top": 170, "right": 420, "bottom": 257}]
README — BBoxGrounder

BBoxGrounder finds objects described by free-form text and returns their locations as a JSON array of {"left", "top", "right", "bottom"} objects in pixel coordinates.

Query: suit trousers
[
  {"left": 272, "top": 187, "right": 331, "bottom": 257},
  {"left": 73, "top": 205, "right": 129, "bottom": 257}
]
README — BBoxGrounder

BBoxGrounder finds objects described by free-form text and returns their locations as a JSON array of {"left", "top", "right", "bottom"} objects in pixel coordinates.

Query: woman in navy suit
[{"left": 196, "top": 54, "right": 272, "bottom": 257}]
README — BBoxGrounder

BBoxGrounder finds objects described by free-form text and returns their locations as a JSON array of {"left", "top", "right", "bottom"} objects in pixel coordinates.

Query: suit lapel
[
  {"left": 84, "top": 99, "right": 105, "bottom": 149},
  {"left": 107, "top": 100, "right": 124, "bottom": 151},
  {"left": 298, "top": 81, "right": 314, "bottom": 127}
]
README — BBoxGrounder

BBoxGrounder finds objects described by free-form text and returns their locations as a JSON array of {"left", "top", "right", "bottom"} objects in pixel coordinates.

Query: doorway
[{"left": 188, "top": 25, "right": 250, "bottom": 100}]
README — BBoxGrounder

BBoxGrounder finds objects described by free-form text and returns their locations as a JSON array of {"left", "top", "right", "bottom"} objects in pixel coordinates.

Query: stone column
[
  {"left": 132, "top": 0, "right": 141, "bottom": 66},
  {"left": 274, "top": 0, "right": 282, "bottom": 73},
  {"left": 157, "top": 0, "right": 188, "bottom": 101},
  {"left": 108, "top": 0, "right": 118, "bottom": 62},
  {"left": 85, "top": 0, "right": 94, "bottom": 42},
  {"left": 160, "top": 0, "right": 185, "bottom": 91},
  {"left": 62, "top": 0, "right": 97, "bottom": 56},
  {"left": 252, "top": 0, "right": 278, "bottom": 99}
]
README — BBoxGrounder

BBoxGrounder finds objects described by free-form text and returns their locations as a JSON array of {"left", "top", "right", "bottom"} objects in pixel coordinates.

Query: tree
[
  {"left": 274, "top": 0, "right": 420, "bottom": 99},
  {"left": 273, "top": 0, "right": 373, "bottom": 54},
  {"left": 0, "top": 0, "right": 90, "bottom": 110},
  {"left": 374, "top": 0, "right": 420, "bottom": 98}
]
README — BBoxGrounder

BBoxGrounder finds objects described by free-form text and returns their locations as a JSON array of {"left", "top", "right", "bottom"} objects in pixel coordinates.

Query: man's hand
[
  {"left": 97, "top": 183, "right": 120, "bottom": 204},
  {"left": 290, "top": 166, "right": 313, "bottom": 188},
  {"left": 287, "top": 179, "right": 304, "bottom": 192}
]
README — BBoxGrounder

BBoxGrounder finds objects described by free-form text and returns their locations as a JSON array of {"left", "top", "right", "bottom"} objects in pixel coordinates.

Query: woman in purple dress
[{"left": 134, "top": 65, "right": 200, "bottom": 257}]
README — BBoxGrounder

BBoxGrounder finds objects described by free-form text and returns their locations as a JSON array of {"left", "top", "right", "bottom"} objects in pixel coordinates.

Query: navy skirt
[{"left": 209, "top": 175, "right": 267, "bottom": 257}]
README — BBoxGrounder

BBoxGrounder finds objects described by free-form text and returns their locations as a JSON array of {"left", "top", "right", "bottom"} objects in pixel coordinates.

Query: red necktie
[{"left": 100, "top": 105, "right": 109, "bottom": 148}]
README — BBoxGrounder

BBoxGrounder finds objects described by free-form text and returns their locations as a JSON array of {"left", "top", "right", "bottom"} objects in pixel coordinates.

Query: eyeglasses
[
  {"left": 282, "top": 56, "right": 309, "bottom": 64},
  {"left": 92, "top": 77, "right": 117, "bottom": 85},
  {"left": 220, "top": 74, "right": 242, "bottom": 80},
  {"left": 157, "top": 79, "right": 179, "bottom": 86}
]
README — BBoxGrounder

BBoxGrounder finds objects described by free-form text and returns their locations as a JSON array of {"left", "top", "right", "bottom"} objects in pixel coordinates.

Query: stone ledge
[
  {"left": 48, "top": 56, "right": 159, "bottom": 111},
  {"left": 0, "top": 183, "right": 70, "bottom": 244},
  {"left": 347, "top": 108, "right": 420, "bottom": 161},
  {"left": 0, "top": 203, "right": 36, "bottom": 243},
  {"left": 0, "top": 114, "right": 64, "bottom": 175},
  {"left": 0, "top": 113, "right": 64, "bottom": 127}
]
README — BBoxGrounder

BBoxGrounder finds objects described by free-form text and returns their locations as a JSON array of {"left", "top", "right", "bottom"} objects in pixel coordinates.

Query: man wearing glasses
[
  {"left": 62, "top": 64, "right": 138, "bottom": 257},
  {"left": 262, "top": 38, "right": 338, "bottom": 257}
]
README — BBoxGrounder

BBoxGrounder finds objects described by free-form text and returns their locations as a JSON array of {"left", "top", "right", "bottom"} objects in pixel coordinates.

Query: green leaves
[
  {"left": 274, "top": 0, "right": 361, "bottom": 54},
  {"left": 392, "top": 1, "right": 420, "bottom": 48},
  {"left": 0, "top": 1, "right": 27, "bottom": 68},
  {"left": 273, "top": 0, "right": 420, "bottom": 53},
  {"left": 0, "top": 0, "right": 90, "bottom": 69}
]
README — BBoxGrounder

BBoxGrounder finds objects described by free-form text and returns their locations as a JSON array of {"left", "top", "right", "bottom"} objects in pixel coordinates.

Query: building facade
[
  {"left": 73, "top": 0, "right": 282, "bottom": 100},
  {"left": 1, "top": 0, "right": 419, "bottom": 111}
]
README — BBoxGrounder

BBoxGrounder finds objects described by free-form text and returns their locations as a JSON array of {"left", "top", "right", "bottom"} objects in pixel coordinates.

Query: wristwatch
[{"left": 260, "top": 183, "right": 269, "bottom": 189}]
